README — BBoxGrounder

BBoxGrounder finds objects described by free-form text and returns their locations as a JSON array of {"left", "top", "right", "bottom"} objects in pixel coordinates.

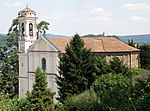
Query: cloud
[
  {"left": 122, "top": 3, "right": 150, "bottom": 10},
  {"left": 131, "top": 16, "right": 150, "bottom": 24},
  {"left": 2, "top": 1, "right": 22, "bottom": 8},
  {"left": 43, "top": 3, "right": 115, "bottom": 35},
  {"left": 82, "top": 4, "right": 112, "bottom": 21},
  {"left": 42, "top": 10, "right": 76, "bottom": 21},
  {"left": 84, "top": 4, "right": 104, "bottom": 13}
]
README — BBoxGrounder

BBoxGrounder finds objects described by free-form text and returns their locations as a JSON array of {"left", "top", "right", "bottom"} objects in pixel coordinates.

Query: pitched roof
[{"left": 48, "top": 37, "right": 139, "bottom": 53}]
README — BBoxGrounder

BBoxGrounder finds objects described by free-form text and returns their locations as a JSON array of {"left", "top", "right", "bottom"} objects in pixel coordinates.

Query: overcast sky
[{"left": 0, "top": 0, "right": 150, "bottom": 36}]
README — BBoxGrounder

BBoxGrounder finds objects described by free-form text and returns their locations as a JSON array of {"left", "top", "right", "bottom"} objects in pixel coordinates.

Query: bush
[
  {"left": 63, "top": 89, "right": 100, "bottom": 111},
  {"left": 128, "top": 68, "right": 150, "bottom": 76},
  {"left": 92, "top": 73, "right": 134, "bottom": 111},
  {"left": 0, "top": 92, "right": 11, "bottom": 110}
]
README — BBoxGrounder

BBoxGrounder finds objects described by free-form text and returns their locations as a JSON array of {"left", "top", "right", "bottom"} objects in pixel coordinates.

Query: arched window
[
  {"left": 21, "top": 23, "right": 25, "bottom": 36},
  {"left": 42, "top": 58, "right": 46, "bottom": 71},
  {"left": 29, "top": 23, "right": 33, "bottom": 36}
]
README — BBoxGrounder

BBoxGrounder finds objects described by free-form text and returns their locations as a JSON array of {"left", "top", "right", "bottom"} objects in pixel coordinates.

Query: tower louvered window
[{"left": 29, "top": 23, "right": 33, "bottom": 36}]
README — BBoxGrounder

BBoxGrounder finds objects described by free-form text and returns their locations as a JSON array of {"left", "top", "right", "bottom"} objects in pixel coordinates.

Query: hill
[
  {"left": 118, "top": 34, "right": 150, "bottom": 44},
  {"left": 82, "top": 34, "right": 150, "bottom": 44},
  {"left": 46, "top": 33, "right": 69, "bottom": 38}
]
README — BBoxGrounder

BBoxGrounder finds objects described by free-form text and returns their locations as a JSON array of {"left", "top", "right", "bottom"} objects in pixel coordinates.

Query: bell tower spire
[{"left": 18, "top": 6, "right": 38, "bottom": 53}]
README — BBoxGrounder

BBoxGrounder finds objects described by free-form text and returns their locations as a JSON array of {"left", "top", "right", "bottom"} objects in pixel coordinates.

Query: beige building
[{"left": 18, "top": 7, "right": 139, "bottom": 102}]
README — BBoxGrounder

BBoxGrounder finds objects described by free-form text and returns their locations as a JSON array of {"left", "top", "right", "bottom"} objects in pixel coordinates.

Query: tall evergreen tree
[
  {"left": 109, "top": 57, "right": 129, "bottom": 74},
  {"left": 26, "top": 67, "right": 54, "bottom": 111},
  {"left": 140, "top": 44, "right": 150, "bottom": 69},
  {"left": 57, "top": 34, "right": 96, "bottom": 103},
  {"left": 0, "top": 19, "right": 19, "bottom": 98},
  {"left": 94, "top": 56, "right": 110, "bottom": 76}
]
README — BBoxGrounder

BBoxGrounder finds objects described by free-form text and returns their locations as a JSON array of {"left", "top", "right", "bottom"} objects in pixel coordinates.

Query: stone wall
[{"left": 95, "top": 52, "right": 139, "bottom": 68}]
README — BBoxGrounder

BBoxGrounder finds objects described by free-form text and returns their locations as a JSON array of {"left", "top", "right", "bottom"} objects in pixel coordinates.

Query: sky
[{"left": 0, "top": 0, "right": 150, "bottom": 36}]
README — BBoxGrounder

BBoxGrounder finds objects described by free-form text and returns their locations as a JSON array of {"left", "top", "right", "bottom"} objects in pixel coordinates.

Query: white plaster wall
[{"left": 19, "top": 54, "right": 29, "bottom": 98}]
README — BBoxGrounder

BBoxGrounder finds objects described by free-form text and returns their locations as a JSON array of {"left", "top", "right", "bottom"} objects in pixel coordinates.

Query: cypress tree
[
  {"left": 26, "top": 67, "right": 54, "bottom": 111},
  {"left": 57, "top": 34, "right": 96, "bottom": 103}
]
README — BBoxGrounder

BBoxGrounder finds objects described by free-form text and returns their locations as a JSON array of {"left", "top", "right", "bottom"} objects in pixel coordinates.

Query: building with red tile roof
[{"left": 47, "top": 37, "right": 139, "bottom": 68}]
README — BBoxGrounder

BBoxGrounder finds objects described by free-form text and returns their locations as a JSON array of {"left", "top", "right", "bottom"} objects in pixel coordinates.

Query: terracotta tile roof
[{"left": 48, "top": 37, "right": 139, "bottom": 53}]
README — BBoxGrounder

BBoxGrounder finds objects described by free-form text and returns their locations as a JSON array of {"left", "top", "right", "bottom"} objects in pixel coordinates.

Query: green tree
[
  {"left": 94, "top": 56, "right": 110, "bottom": 76},
  {"left": 128, "top": 39, "right": 135, "bottom": 47},
  {"left": 57, "top": 34, "right": 96, "bottom": 103},
  {"left": 25, "top": 67, "right": 54, "bottom": 111},
  {"left": 37, "top": 21, "right": 49, "bottom": 37},
  {"left": 0, "top": 18, "right": 19, "bottom": 98},
  {"left": 109, "top": 57, "right": 129, "bottom": 74},
  {"left": 132, "top": 72, "right": 150, "bottom": 111},
  {"left": 140, "top": 44, "right": 150, "bottom": 69},
  {"left": 92, "top": 73, "right": 135, "bottom": 111}
]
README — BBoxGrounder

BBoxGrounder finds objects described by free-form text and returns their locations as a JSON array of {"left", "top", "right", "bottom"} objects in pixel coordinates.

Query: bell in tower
[{"left": 18, "top": 6, "right": 38, "bottom": 53}]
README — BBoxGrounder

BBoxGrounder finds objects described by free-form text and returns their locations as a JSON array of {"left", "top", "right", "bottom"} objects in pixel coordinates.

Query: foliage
[
  {"left": 94, "top": 56, "right": 110, "bottom": 76},
  {"left": 92, "top": 73, "right": 135, "bottom": 111},
  {"left": 131, "top": 70, "right": 150, "bottom": 110},
  {"left": 135, "top": 93, "right": 150, "bottom": 111},
  {"left": 25, "top": 67, "right": 54, "bottom": 111},
  {"left": 4, "top": 68, "right": 55, "bottom": 111},
  {"left": 37, "top": 21, "right": 49, "bottom": 37},
  {"left": 0, "top": 92, "right": 11, "bottom": 110},
  {"left": 0, "top": 18, "right": 19, "bottom": 98},
  {"left": 127, "top": 68, "right": 150, "bottom": 78},
  {"left": 134, "top": 74, "right": 150, "bottom": 98},
  {"left": 128, "top": 39, "right": 135, "bottom": 47},
  {"left": 57, "top": 34, "right": 96, "bottom": 103},
  {"left": 109, "top": 57, "right": 129, "bottom": 74},
  {"left": 140, "top": 44, "right": 150, "bottom": 69},
  {"left": 63, "top": 89, "right": 100, "bottom": 111}
]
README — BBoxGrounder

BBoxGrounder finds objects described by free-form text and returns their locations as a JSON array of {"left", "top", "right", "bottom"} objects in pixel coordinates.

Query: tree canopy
[
  {"left": 140, "top": 44, "right": 150, "bottom": 69},
  {"left": 37, "top": 21, "right": 49, "bottom": 37},
  {"left": 0, "top": 18, "right": 19, "bottom": 98},
  {"left": 57, "top": 34, "right": 96, "bottom": 103},
  {"left": 24, "top": 67, "right": 54, "bottom": 110}
]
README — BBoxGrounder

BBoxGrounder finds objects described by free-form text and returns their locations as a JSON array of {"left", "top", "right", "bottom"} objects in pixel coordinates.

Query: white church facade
[
  {"left": 18, "top": 7, "right": 139, "bottom": 102},
  {"left": 18, "top": 7, "right": 59, "bottom": 101}
]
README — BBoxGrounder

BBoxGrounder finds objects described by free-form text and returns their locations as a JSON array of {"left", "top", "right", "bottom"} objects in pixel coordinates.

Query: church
[{"left": 18, "top": 7, "right": 139, "bottom": 102}]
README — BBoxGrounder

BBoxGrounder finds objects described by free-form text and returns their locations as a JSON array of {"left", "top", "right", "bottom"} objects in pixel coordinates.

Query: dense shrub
[
  {"left": 135, "top": 93, "right": 150, "bottom": 111},
  {"left": 92, "top": 73, "right": 134, "bottom": 111},
  {"left": 63, "top": 89, "right": 100, "bottom": 111},
  {"left": 0, "top": 92, "right": 11, "bottom": 110}
]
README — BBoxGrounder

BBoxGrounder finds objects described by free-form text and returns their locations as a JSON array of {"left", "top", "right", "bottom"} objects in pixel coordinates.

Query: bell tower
[{"left": 18, "top": 6, "right": 38, "bottom": 53}]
